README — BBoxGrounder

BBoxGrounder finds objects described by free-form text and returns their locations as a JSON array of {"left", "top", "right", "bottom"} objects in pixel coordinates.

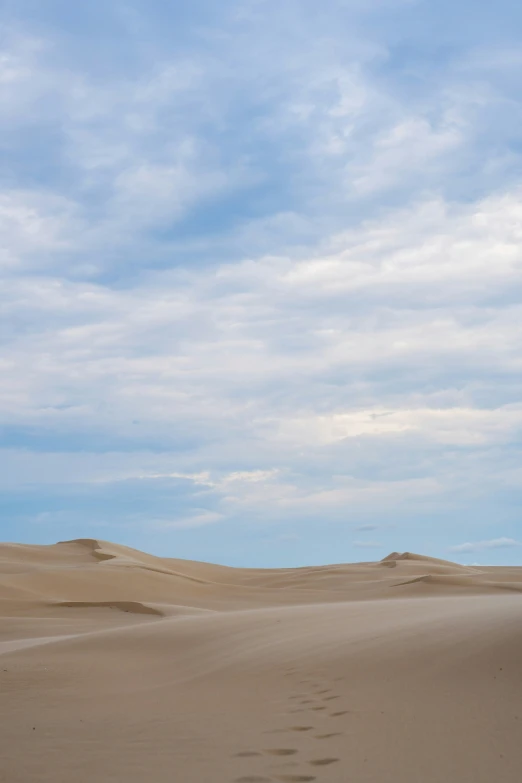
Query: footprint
[
  {"left": 322, "top": 696, "right": 339, "bottom": 701},
  {"left": 274, "top": 777, "right": 316, "bottom": 782},
  {"left": 309, "top": 758, "right": 339, "bottom": 766},
  {"left": 330, "top": 711, "right": 349, "bottom": 717},
  {"left": 315, "top": 689, "right": 330, "bottom": 695},
  {"left": 289, "top": 726, "right": 314, "bottom": 732},
  {"left": 310, "top": 706, "right": 326, "bottom": 712},
  {"left": 264, "top": 748, "right": 298, "bottom": 756},
  {"left": 235, "top": 778, "right": 272, "bottom": 782},
  {"left": 314, "top": 733, "right": 341, "bottom": 739},
  {"left": 235, "top": 751, "right": 262, "bottom": 757}
]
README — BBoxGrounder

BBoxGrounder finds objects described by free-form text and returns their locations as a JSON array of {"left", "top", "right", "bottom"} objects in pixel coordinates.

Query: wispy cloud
[
  {"left": 449, "top": 538, "right": 521, "bottom": 554},
  {"left": 152, "top": 511, "right": 225, "bottom": 530}
]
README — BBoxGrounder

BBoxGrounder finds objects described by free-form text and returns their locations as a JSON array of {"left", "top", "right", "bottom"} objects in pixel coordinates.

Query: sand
[{"left": 1, "top": 539, "right": 521, "bottom": 782}]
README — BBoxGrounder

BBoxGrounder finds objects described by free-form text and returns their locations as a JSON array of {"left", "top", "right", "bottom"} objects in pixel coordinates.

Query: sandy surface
[{"left": 1, "top": 539, "right": 521, "bottom": 782}]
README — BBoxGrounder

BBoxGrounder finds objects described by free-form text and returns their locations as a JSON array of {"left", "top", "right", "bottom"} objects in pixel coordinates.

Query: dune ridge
[
  {"left": 1, "top": 539, "right": 521, "bottom": 783},
  {"left": 1, "top": 540, "right": 514, "bottom": 615}
]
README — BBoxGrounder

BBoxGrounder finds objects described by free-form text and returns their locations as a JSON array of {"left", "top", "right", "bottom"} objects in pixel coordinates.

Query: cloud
[
  {"left": 152, "top": 511, "right": 225, "bottom": 529},
  {"left": 448, "top": 538, "right": 521, "bottom": 554},
  {"left": 2, "top": 1, "right": 522, "bottom": 561},
  {"left": 274, "top": 405, "right": 522, "bottom": 447},
  {"left": 0, "top": 190, "right": 80, "bottom": 270},
  {"left": 5, "top": 4, "right": 519, "bottom": 279},
  {"left": 350, "top": 115, "right": 463, "bottom": 195},
  {"left": 2, "top": 191, "right": 522, "bottom": 528}
]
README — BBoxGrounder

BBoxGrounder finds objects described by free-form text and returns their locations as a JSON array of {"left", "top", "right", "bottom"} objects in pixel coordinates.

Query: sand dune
[{"left": 1, "top": 540, "right": 521, "bottom": 782}]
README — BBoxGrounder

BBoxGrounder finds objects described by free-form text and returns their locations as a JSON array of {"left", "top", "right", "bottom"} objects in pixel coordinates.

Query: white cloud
[
  {"left": 278, "top": 478, "right": 442, "bottom": 512},
  {"left": 449, "top": 538, "right": 521, "bottom": 554},
  {"left": 0, "top": 31, "right": 257, "bottom": 274},
  {"left": 273, "top": 405, "right": 522, "bottom": 447},
  {"left": 350, "top": 115, "right": 463, "bottom": 195},
  {"left": 136, "top": 471, "right": 213, "bottom": 485},
  {"left": 263, "top": 193, "right": 522, "bottom": 297},
  {"left": 219, "top": 470, "right": 280, "bottom": 485},
  {"left": 0, "top": 190, "right": 80, "bottom": 269},
  {"left": 151, "top": 511, "right": 225, "bottom": 529},
  {"left": 2, "top": 190, "right": 522, "bottom": 463}
]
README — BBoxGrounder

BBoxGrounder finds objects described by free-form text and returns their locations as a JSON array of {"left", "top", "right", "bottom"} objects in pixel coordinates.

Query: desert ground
[{"left": 1, "top": 539, "right": 521, "bottom": 782}]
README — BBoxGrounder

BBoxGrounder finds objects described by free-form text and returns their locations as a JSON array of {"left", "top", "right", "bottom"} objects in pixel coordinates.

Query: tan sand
[{"left": 1, "top": 538, "right": 521, "bottom": 782}]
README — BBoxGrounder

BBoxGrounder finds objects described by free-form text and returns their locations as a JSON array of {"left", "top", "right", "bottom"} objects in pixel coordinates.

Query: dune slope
[{"left": 1, "top": 539, "right": 521, "bottom": 783}]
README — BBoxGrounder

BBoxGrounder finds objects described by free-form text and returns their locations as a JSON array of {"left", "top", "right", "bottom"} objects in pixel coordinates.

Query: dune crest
[
  {"left": 56, "top": 600, "right": 164, "bottom": 616},
  {"left": 381, "top": 550, "right": 473, "bottom": 567}
]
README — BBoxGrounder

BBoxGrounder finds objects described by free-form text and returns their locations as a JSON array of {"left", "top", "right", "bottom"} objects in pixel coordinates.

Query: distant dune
[{"left": 1, "top": 539, "right": 521, "bottom": 782}]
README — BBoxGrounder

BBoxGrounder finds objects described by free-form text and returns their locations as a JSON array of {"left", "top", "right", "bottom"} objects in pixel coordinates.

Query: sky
[{"left": 1, "top": 0, "right": 522, "bottom": 566}]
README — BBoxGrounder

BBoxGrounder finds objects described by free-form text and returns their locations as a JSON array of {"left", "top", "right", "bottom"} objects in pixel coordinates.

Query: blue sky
[{"left": 1, "top": 0, "right": 522, "bottom": 566}]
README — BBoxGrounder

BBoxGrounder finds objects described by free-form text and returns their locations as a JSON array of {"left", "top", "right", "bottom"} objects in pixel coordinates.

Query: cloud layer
[{"left": 1, "top": 1, "right": 522, "bottom": 565}]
